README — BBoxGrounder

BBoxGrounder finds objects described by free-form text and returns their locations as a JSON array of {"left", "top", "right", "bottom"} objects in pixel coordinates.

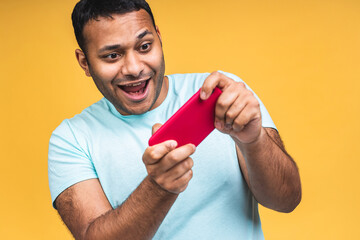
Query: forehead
[{"left": 83, "top": 9, "right": 155, "bottom": 49}]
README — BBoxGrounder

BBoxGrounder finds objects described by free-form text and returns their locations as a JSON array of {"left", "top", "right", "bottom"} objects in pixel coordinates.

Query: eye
[
  {"left": 140, "top": 43, "right": 151, "bottom": 52},
  {"left": 107, "top": 53, "right": 119, "bottom": 59}
]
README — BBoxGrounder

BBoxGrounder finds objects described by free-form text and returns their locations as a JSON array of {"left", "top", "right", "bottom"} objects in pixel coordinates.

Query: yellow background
[{"left": 1, "top": 0, "right": 359, "bottom": 239}]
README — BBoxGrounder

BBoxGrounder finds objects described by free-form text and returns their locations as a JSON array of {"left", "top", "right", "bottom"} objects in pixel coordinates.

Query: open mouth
[{"left": 118, "top": 78, "right": 151, "bottom": 101}]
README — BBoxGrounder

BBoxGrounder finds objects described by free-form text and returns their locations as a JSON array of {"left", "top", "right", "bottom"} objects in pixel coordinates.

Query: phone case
[{"left": 148, "top": 87, "right": 222, "bottom": 147}]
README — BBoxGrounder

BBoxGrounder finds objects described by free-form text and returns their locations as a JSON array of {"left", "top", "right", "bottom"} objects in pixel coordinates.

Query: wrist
[
  {"left": 144, "top": 176, "right": 179, "bottom": 198},
  {"left": 232, "top": 127, "right": 267, "bottom": 150}
]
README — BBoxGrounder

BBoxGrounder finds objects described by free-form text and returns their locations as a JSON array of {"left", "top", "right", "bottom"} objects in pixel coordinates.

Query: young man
[{"left": 48, "top": 0, "right": 301, "bottom": 239}]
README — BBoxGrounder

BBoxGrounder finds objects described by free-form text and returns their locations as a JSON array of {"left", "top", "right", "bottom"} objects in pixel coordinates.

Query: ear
[
  {"left": 75, "top": 49, "right": 91, "bottom": 77},
  {"left": 156, "top": 26, "right": 162, "bottom": 45}
]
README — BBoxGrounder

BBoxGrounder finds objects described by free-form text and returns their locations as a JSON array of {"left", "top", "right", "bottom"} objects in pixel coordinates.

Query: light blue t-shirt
[{"left": 48, "top": 71, "right": 276, "bottom": 239}]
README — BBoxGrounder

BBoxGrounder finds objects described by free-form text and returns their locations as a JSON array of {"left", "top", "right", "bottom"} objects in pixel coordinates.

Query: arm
[
  {"left": 55, "top": 124, "right": 195, "bottom": 240},
  {"left": 200, "top": 71, "right": 301, "bottom": 213},
  {"left": 234, "top": 128, "right": 301, "bottom": 212}
]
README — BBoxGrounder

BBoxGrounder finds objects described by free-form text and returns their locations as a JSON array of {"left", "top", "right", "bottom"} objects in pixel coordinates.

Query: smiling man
[
  {"left": 48, "top": 0, "right": 301, "bottom": 239},
  {"left": 76, "top": 9, "right": 166, "bottom": 115}
]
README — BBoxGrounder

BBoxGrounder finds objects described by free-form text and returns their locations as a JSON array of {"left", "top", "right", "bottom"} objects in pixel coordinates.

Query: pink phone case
[{"left": 148, "top": 87, "right": 222, "bottom": 147}]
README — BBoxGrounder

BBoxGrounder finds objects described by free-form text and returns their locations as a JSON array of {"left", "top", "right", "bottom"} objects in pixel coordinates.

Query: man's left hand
[{"left": 201, "top": 71, "right": 262, "bottom": 144}]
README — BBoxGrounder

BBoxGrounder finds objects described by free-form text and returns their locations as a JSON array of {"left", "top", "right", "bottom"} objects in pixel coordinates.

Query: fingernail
[
  {"left": 215, "top": 120, "right": 221, "bottom": 129},
  {"left": 216, "top": 121, "right": 224, "bottom": 130},
  {"left": 200, "top": 91, "right": 207, "bottom": 99},
  {"left": 225, "top": 123, "right": 232, "bottom": 130},
  {"left": 169, "top": 141, "right": 177, "bottom": 148}
]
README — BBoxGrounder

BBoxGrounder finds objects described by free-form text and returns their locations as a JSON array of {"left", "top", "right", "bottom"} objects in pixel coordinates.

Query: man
[{"left": 48, "top": 0, "right": 301, "bottom": 239}]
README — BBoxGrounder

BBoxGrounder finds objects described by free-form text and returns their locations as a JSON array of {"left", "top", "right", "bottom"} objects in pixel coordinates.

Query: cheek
[
  {"left": 146, "top": 48, "right": 163, "bottom": 69},
  {"left": 93, "top": 63, "right": 119, "bottom": 83}
]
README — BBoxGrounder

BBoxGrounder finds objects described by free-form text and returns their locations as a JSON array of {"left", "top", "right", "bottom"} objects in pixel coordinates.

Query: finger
[
  {"left": 232, "top": 104, "right": 260, "bottom": 132},
  {"left": 161, "top": 144, "right": 196, "bottom": 170},
  {"left": 223, "top": 90, "right": 253, "bottom": 128},
  {"left": 200, "top": 71, "right": 232, "bottom": 100},
  {"left": 214, "top": 84, "right": 241, "bottom": 129},
  {"left": 163, "top": 157, "right": 194, "bottom": 181},
  {"left": 146, "top": 143, "right": 195, "bottom": 177},
  {"left": 143, "top": 140, "right": 178, "bottom": 165},
  {"left": 163, "top": 169, "right": 193, "bottom": 194},
  {"left": 171, "top": 169, "right": 193, "bottom": 193},
  {"left": 222, "top": 97, "right": 247, "bottom": 131},
  {"left": 152, "top": 123, "right": 163, "bottom": 135}
]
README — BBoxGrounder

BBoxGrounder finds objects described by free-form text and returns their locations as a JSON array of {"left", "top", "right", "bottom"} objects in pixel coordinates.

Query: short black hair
[{"left": 71, "top": 0, "right": 156, "bottom": 52}]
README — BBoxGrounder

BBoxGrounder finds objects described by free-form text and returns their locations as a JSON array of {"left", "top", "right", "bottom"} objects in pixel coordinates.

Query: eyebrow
[
  {"left": 137, "top": 30, "right": 153, "bottom": 39},
  {"left": 98, "top": 30, "right": 153, "bottom": 54},
  {"left": 98, "top": 44, "right": 121, "bottom": 54}
]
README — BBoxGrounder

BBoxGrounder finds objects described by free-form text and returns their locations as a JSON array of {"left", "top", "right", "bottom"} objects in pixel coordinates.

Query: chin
[
  {"left": 126, "top": 106, "right": 151, "bottom": 115},
  {"left": 115, "top": 99, "right": 155, "bottom": 115}
]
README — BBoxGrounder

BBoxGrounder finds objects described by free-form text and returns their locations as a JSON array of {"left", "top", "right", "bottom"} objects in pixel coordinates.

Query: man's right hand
[
  {"left": 55, "top": 123, "right": 195, "bottom": 240},
  {"left": 143, "top": 123, "right": 196, "bottom": 194}
]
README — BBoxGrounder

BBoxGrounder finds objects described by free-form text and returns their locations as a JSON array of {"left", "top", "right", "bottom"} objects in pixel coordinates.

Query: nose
[{"left": 121, "top": 51, "right": 144, "bottom": 79}]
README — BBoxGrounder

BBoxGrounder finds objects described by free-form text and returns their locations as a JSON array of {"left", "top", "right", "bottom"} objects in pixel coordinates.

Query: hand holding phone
[{"left": 149, "top": 87, "right": 222, "bottom": 147}]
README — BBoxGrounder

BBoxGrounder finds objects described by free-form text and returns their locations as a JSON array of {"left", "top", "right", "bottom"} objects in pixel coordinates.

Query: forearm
[
  {"left": 235, "top": 128, "right": 301, "bottom": 212},
  {"left": 84, "top": 176, "right": 177, "bottom": 240}
]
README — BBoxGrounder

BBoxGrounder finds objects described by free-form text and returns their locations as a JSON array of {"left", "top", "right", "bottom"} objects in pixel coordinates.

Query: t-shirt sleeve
[
  {"left": 218, "top": 71, "right": 277, "bottom": 130},
  {"left": 48, "top": 119, "right": 98, "bottom": 209}
]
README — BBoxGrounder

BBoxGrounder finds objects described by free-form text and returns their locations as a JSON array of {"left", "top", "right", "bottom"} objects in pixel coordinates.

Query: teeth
[{"left": 125, "top": 81, "right": 143, "bottom": 87}]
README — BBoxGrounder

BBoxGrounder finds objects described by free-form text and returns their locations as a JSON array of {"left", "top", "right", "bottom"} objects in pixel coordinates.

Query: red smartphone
[{"left": 148, "top": 87, "right": 222, "bottom": 148}]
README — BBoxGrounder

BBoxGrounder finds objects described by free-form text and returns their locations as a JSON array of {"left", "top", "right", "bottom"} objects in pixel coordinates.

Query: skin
[
  {"left": 55, "top": 8, "right": 301, "bottom": 240},
  {"left": 76, "top": 10, "right": 166, "bottom": 115},
  {"left": 200, "top": 72, "right": 301, "bottom": 212}
]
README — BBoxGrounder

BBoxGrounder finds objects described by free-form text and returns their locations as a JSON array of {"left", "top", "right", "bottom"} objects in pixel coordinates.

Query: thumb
[{"left": 152, "top": 123, "right": 163, "bottom": 135}]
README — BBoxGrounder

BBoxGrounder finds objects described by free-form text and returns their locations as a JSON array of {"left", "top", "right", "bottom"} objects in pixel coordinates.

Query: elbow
[
  {"left": 278, "top": 184, "right": 302, "bottom": 213},
  {"left": 258, "top": 186, "right": 302, "bottom": 213},
  {"left": 280, "top": 192, "right": 301, "bottom": 213},
  {"left": 279, "top": 167, "right": 302, "bottom": 213}
]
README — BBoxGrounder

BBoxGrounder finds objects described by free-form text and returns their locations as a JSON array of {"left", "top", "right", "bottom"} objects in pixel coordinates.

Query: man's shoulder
[
  {"left": 68, "top": 98, "right": 109, "bottom": 123},
  {"left": 167, "top": 71, "right": 243, "bottom": 93},
  {"left": 168, "top": 71, "right": 243, "bottom": 82},
  {"left": 166, "top": 72, "right": 210, "bottom": 98},
  {"left": 51, "top": 98, "right": 110, "bottom": 137},
  {"left": 168, "top": 72, "right": 211, "bottom": 80}
]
